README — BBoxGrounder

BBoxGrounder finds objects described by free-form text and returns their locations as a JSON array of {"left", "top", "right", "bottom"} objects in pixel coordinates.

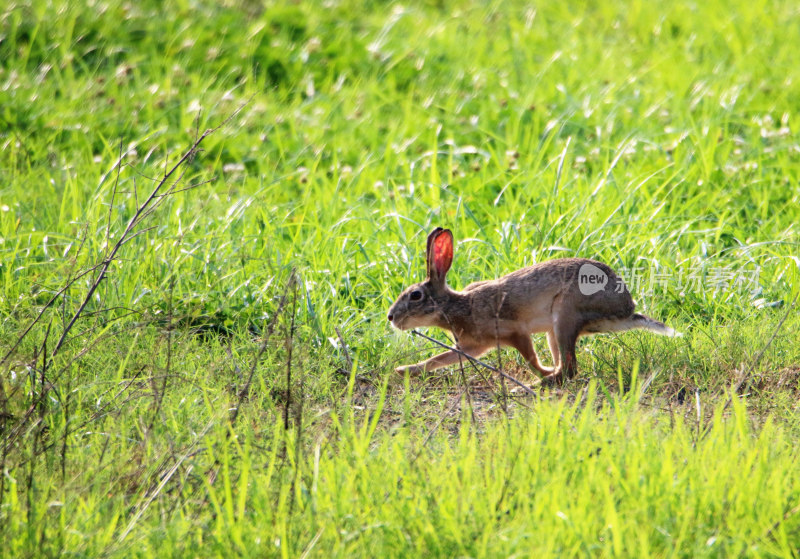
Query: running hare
[{"left": 387, "top": 227, "right": 678, "bottom": 385}]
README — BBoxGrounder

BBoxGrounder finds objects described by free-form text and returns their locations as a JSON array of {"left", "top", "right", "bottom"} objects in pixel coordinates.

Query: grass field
[{"left": 1, "top": 0, "right": 800, "bottom": 556}]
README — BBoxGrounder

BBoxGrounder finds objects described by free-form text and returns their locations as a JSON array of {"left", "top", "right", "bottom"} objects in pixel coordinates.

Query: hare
[{"left": 387, "top": 227, "right": 679, "bottom": 385}]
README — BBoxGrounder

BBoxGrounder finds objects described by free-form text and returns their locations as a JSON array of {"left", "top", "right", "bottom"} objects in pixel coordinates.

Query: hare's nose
[{"left": 387, "top": 313, "right": 394, "bottom": 322}]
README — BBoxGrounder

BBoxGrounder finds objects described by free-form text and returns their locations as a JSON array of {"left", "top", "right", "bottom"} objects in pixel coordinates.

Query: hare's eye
[{"left": 409, "top": 289, "right": 423, "bottom": 301}]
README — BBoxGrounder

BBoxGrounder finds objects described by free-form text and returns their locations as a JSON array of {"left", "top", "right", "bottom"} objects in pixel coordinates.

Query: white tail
[{"left": 583, "top": 313, "right": 682, "bottom": 337}]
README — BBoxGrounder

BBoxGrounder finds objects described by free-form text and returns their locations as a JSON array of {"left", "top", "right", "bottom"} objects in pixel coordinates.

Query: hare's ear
[
  {"left": 425, "top": 227, "right": 444, "bottom": 265},
  {"left": 426, "top": 228, "right": 453, "bottom": 287}
]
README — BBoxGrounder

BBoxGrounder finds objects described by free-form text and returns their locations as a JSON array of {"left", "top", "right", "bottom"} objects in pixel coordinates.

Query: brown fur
[{"left": 387, "top": 227, "right": 679, "bottom": 385}]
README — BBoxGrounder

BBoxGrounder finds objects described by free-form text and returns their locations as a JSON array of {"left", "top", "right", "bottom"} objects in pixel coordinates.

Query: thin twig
[
  {"left": 154, "top": 178, "right": 216, "bottom": 198},
  {"left": 410, "top": 330, "right": 538, "bottom": 397}
]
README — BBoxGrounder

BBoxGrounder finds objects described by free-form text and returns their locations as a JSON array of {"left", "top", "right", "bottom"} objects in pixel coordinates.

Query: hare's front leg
[{"left": 395, "top": 343, "right": 488, "bottom": 375}]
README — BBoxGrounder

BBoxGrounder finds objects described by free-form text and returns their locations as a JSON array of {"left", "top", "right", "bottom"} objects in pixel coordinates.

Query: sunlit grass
[{"left": 1, "top": 0, "right": 800, "bottom": 556}]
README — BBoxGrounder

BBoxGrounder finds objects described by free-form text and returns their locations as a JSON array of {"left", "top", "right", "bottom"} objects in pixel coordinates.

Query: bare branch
[
  {"left": 410, "top": 330, "right": 539, "bottom": 397},
  {"left": 51, "top": 126, "right": 214, "bottom": 356}
]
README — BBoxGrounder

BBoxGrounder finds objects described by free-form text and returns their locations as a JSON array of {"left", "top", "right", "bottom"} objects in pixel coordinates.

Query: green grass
[{"left": 1, "top": 0, "right": 800, "bottom": 556}]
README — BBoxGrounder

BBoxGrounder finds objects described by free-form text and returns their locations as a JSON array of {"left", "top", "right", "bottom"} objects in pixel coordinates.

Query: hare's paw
[
  {"left": 541, "top": 370, "right": 565, "bottom": 387},
  {"left": 395, "top": 363, "right": 425, "bottom": 375}
]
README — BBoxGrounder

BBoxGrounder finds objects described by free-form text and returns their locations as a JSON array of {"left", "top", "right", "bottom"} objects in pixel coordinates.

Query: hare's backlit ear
[
  {"left": 428, "top": 228, "right": 453, "bottom": 285},
  {"left": 426, "top": 227, "right": 444, "bottom": 278},
  {"left": 426, "top": 227, "right": 444, "bottom": 263}
]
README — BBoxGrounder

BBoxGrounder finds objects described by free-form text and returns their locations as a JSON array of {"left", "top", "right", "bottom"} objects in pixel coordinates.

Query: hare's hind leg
[
  {"left": 395, "top": 342, "right": 489, "bottom": 375},
  {"left": 554, "top": 329, "right": 579, "bottom": 379},
  {"left": 546, "top": 330, "right": 560, "bottom": 369},
  {"left": 547, "top": 312, "right": 582, "bottom": 381}
]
